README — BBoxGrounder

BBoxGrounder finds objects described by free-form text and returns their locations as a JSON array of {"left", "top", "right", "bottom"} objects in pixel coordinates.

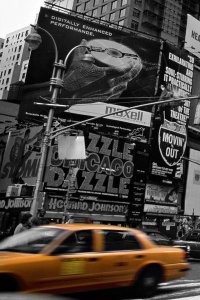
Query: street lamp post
[{"left": 25, "top": 26, "right": 89, "bottom": 217}]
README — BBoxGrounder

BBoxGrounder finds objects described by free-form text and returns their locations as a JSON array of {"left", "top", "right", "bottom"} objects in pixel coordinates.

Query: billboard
[
  {"left": 184, "top": 14, "right": 200, "bottom": 59},
  {"left": 20, "top": 7, "right": 161, "bottom": 122},
  {"left": 149, "top": 42, "right": 194, "bottom": 183},
  {"left": 184, "top": 149, "right": 200, "bottom": 216},
  {"left": 0, "top": 126, "right": 44, "bottom": 193},
  {"left": 189, "top": 66, "right": 200, "bottom": 128},
  {"left": 145, "top": 183, "right": 178, "bottom": 205},
  {"left": 45, "top": 131, "right": 135, "bottom": 202}
]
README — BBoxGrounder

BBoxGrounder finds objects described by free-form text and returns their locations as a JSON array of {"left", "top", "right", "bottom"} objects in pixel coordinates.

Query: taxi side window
[
  {"left": 103, "top": 230, "right": 141, "bottom": 251},
  {"left": 53, "top": 230, "right": 93, "bottom": 255}
]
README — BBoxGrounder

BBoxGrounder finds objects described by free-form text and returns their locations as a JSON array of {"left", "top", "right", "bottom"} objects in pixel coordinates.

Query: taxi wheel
[
  {"left": 0, "top": 275, "right": 20, "bottom": 292},
  {"left": 134, "top": 265, "right": 162, "bottom": 298}
]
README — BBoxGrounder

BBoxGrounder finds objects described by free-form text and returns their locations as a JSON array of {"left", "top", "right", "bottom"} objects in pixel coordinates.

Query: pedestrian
[
  {"left": 30, "top": 216, "right": 41, "bottom": 227},
  {"left": 65, "top": 215, "right": 75, "bottom": 224},
  {"left": 14, "top": 213, "right": 32, "bottom": 235}
]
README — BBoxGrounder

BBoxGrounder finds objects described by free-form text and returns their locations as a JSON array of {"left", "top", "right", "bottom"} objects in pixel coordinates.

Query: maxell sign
[{"left": 66, "top": 103, "right": 151, "bottom": 127}]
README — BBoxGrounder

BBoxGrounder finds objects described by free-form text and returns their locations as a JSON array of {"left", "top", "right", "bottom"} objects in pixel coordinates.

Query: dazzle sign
[{"left": 45, "top": 132, "right": 135, "bottom": 200}]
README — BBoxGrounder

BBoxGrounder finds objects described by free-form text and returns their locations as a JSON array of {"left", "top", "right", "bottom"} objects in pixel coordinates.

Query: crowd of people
[{"left": 13, "top": 210, "right": 46, "bottom": 235}]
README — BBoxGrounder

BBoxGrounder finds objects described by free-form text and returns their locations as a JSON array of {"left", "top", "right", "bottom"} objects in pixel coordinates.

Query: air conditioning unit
[
  {"left": 6, "top": 185, "right": 35, "bottom": 197},
  {"left": 6, "top": 185, "right": 20, "bottom": 197},
  {"left": 18, "top": 184, "right": 35, "bottom": 197}
]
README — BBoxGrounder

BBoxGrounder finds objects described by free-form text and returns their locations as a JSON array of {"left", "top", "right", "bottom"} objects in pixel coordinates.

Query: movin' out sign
[{"left": 158, "top": 119, "right": 187, "bottom": 167}]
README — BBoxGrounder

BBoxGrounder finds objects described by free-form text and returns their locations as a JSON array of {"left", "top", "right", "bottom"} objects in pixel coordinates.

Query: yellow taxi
[{"left": 0, "top": 224, "right": 189, "bottom": 298}]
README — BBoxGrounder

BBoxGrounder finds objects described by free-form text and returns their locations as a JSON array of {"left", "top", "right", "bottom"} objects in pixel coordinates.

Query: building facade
[
  {"left": 72, "top": 0, "right": 200, "bottom": 46},
  {"left": 0, "top": 38, "right": 4, "bottom": 66},
  {"left": 0, "top": 27, "right": 31, "bottom": 100}
]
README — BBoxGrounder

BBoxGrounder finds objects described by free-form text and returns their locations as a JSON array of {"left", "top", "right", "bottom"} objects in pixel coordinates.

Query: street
[{"left": 64, "top": 259, "right": 200, "bottom": 300}]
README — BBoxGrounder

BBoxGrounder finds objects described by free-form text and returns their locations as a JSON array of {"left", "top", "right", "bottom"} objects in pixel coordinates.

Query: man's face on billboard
[{"left": 63, "top": 39, "right": 142, "bottom": 101}]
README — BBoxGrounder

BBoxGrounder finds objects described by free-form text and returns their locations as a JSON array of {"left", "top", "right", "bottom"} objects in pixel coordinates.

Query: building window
[
  {"left": 86, "top": 11, "right": 92, "bottom": 16},
  {"left": 110, "top": 12, "right": 116, "bottom": 21},
  {"left": 119, "top": 8, "right": 126, "bottom": 18},
  {"left": 102, "top": 4, "right": 107, "bottom": 13},
  {"left": 6, "top": 78, "right": 9, "bottom": 85},
  {"left": 118, "top": 19, "right": 125, "bottom": 26},
  {"left": 85, "top": 1, "right": 91, "bottom": 9},
  {"left": 92, "top": 8, "right": 98, "bottom": 17},
  {"left": 135, "top": 0, "right": 142, "bottom": 4},
  {"left": 112, "top": 0, "right": 117, "bottom": 10},
  {"left": 133, "top": 8, "right": 140, "bottom": 18},
  {"left": 18, "top": 45, "right": 22, "bottom": 52},
  {"left": 17, "top": 54, "right": 20, "bottom": 60},
  {"left": 131, "top": 20, "right": 138, "bottom": 30},
  {"left": 76, "top": 5, "right": 82, "bottom": 12},
  {"left": 25, "top": 30, "right": 29, "bottom": 36},
  {"left": 122, "top": 0, "right": 128, "bottom": 5},
  {"left": 22, "top": 73, "right": 26, "bottom": 80},
  {"left": 8, "top": 69, "right": 11, "bottom": 75}
]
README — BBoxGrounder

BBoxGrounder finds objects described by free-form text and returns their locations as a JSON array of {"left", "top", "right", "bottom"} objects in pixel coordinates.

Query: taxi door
[
  {"left": 92, "top": 229, "right": 146, "bottom": 285},
  {"left": 32, "top": 229, "right": 108, "bottom": 293}
]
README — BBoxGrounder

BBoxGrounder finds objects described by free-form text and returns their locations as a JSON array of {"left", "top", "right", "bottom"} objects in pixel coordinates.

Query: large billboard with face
[{"left": 20, "top": 7, "right": 161, "bottom": 122}]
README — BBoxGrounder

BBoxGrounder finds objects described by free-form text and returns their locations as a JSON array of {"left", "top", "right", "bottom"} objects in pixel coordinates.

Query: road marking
[{"left": 159, "top": 281, "right": 200, "bottom": 290}]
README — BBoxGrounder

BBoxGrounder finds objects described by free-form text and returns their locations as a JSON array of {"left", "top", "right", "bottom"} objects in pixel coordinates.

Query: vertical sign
[{"left": 150, "top": 42, "right": 194, "bottom": 183}]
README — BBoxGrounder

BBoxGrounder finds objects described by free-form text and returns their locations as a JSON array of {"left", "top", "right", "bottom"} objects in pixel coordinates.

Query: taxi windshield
[{"left": 0, "top": 227, "right": 65, "bottom": 254}]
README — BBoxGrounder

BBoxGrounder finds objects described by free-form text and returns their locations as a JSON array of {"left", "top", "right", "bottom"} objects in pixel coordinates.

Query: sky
[{"left": 0, "top": 0, "right": 45, "bottom": 38}]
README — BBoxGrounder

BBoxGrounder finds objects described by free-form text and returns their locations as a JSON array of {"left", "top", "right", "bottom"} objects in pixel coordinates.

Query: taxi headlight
[{"left": 186, "top": 245, "right": 191, "bottom": 252}]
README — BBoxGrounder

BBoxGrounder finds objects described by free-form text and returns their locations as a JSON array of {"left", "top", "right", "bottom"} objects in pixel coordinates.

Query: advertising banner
[
  {"left": 63, "top": 102, "right": 151, "bottom": 142},
  {"left": 43, "top": 195, "right": 128, "bottom": 216},
  {"left": 0, "top": 198, "right": 32, "bottom": 211},
  {"left": 19, "top": 7, "right": 161, "bottom": 122},
  {"left": 145, "top": 183, "right": 178, "bottom": 205},
  {"left": 0, "top": 135, "right": 8, "bottom": 169},
  {"left": 184, "top": 14, "right": 200, "bottom": 59},
  {"left": 190, "top": 66, "right": 200, "bottom": 128},
  {"left": 0, "top": 126, "right": 44, "bottom": 193},
  {"left": 150, "top": 42, "right": 194, "bottom": 183},
  {"left": 144, "top": 203, "right": 178, "bottom": 215},
  {"left": 45, "top": 131, "right": 135, "bottom": 203},
  {"left": 66, "top": 102, "right": 152, "bottom": 127},
  {"left": 184, "top": 149, "right": 200, "bottom": 216}
]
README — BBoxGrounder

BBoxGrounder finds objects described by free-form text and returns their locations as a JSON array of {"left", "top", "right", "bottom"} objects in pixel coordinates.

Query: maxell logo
[{"left": 105, "top": 106, "right": 143, "bottom": 122}]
